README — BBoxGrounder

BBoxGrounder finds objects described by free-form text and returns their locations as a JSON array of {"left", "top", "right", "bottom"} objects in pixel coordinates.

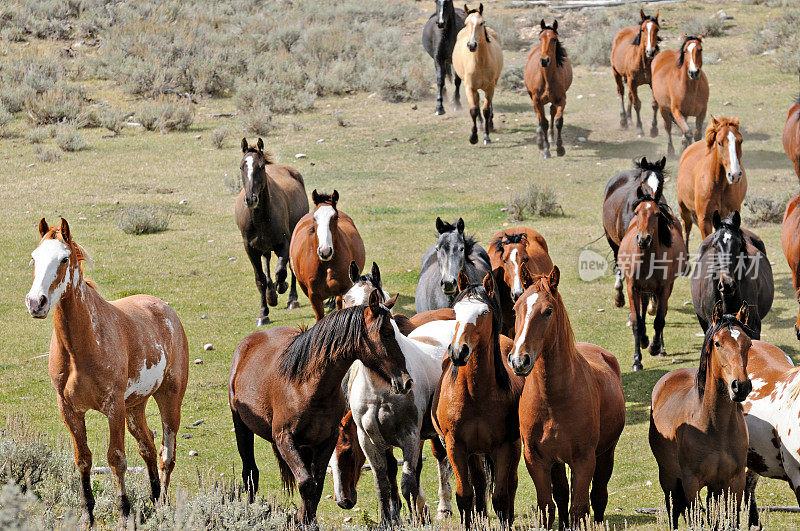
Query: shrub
[
  {"left": 136, "top": 98, "right": 194, "bottom": 133},
  {"left": 222, "top": 174, "right": 242, "bottom": 195},
  {"left": 25, "top": 126, "right": 54, "bottom": 144},
  {"left": 118, "top": 205, "right": 171, "bottom": 235},
  {"left": 211, "top": 127, "right": 227, "bottom": 149},
  {"left": 0, "top": 105, "right": 13, "bottom": 137},
  {"left": 99, "top": 107, "right": 126, "bottom": 134},
  {"left": 570, "top": 11, "right": 630, "bottom": 67},
  {"left": 24, "top": 83, "right": 85, "bottom": 125},
  {"left": 0, "top": 417, "right": 58, "bottom": 489},
  {"left": 744, "top": 195, "right": 790, "bottom": 224},
  {"left": 684, "top": 17, "right": 725, "bottom": 38},
  {"left": 499, "top": 66, "right": 525, "bottom": 93},
  {"left": 494, "top": 14, "right": 525, "bottom": 50},
  {"left": 0, "top": 86, "right": 35, "bottom": 113},
  {"left": 507, "top": 181, "right": 564, "bottom": 220},
  {"left": 55, "top": 122, "right": 87, "bottom": 152},
  {"left": 748, "top": 7, "right": 800, "bottom": 73},
  {"left": 35, "top": 147, "right": 61, "bottom": 163},
  {"left": 241, "top": 104, "right": 274, "bottom": 136}
]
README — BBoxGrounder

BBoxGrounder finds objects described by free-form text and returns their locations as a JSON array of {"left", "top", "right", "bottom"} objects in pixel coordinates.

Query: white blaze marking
[
  {"left": 314, "top": 205, "right": 336, "bottom": 256},
  {"left": 730, "top": 328, "right": 741, "bottom": 341},
  {"left": 509, "top": 249, "right": 522, "bottom": 295},
  {"left": 512, "top": 293, "right": 539, "bottom": 359},
  {"left": 645, "top": 171, "right": 660, "bottom": 196},
  {"left": 686, "top": 42, "right": 697, "bottom": 72},
  {"left": 723, "top": 232, "right": 731, "bottom": 244},
  {"left": 727, "top": 131, "right": 742, "bottom": 179},
  {"left": 453, "top": 297, "right": 489, "bottom": 346},
  {"left": 28, "top": 239, "right": 71, "bottom": 310},
  {"left": 125, "top": 350, "right": 167, "bottom": 399},
  {"left": 245, "top": 155, "right": 254, "bottom": 184},
  {"left": 645, "top": 21, "right": 654, "bottom": 55}
]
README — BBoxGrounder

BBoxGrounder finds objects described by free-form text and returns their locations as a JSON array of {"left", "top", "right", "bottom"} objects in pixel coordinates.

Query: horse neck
[
  {"left": 530, "top": 303, "right": 579, "bottom": 396},
  {"left": 52, "top": 274, "right": 108, "bottom": 361},
  {"left": 253, "top": 179, "right": 273, "bottom": 220},
  {"left": 309, "top": 347, "right": 361, "bottom": 399},
  {"left": 708, "top": 145, "right": 729, "bottom": 185},
  {"left": 457, "top": 327, "right": 499, "bottom": 395},
  {"left": 699, "top": 365, "right": 740, "bottom": 427}
]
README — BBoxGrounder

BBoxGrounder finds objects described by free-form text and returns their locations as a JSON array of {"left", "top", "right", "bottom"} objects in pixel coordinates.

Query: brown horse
[
  {"left": 508, "top": 266, "right": 625, "bottom": 528},
  {"left": 431, "top": 271, "right": 524, "bottom": 528},
  {"left": 524, "top": 20, "right": 573, "bottom": 158},
  {"left": 677, "top": 116, "right": 746, "bottom": 247},
  {"left": 228, "top": 290, "right": 412, "bottom": 523},
  {"left": 618, "top": 182, "right": 689, "bottom": 370},
  {"left": 784, "top": 94, "right": 800, "bottom": 181},
  {"left": 236, "top": 138, "right": 308, "bottom": 325},
  {"left": 651, "top": 36, "right": 709, "bottom": 157},
  {"left": 25, "top": 218, "right": 188, "bottom": 527},
  {"left": 452, "top": 3, "right": 503, "bottom": 145},
  {"left": 290, "top": 190, "right": 365, "bottom": 321},
  {"left": 488, "top": 227, "right": 553, "bottom": 337},
  {"left": 610, "top": 10, "right": 660, "bottom": 137},
  {"left": 783, "top": 194, "right": 800, "bottom": 339},
  {"left": 649, "top": 302, "right": 753, "bottom": 529}
]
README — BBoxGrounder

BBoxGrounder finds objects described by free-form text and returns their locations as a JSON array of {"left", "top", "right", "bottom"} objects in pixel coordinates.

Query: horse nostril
[
  {"left": 403, "top": 377, "right": 414, "bottom": 393},
  {"left": 522, "top": 354, "right": 531, "bottom": 368},
  {"left": 459, "top": 344, "right": 470, "bottom": 359},
  {"left": 39, "top": 295, "right": 47, "bottom": 307}
]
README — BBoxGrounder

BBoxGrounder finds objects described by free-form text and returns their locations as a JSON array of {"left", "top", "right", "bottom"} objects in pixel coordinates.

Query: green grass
[{"left": 1, "top": 1, "right": 799, "bottom": 528}]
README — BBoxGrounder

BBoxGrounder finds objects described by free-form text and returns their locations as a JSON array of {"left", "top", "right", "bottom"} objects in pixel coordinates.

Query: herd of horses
[{"left": 21, "top": 1, "right": 800, "bottom": 529}]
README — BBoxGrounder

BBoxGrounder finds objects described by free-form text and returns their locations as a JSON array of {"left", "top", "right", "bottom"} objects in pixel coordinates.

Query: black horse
[
  {"left": 422, "top": 0, "right": 466, "bottom": 115},
  {"left": 691, "top": 211, "right": 774, "bottom": 338}
]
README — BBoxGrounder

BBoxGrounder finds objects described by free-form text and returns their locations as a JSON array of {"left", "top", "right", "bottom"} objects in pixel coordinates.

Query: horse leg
[
  {"left": 613, "top": 70, "right": 627, "bottom": 128},
  {"left": 554, "top": 101, "right": 566, "bottom": 157},
  {"left": 263, "top": 251, "right": 278, "bottom": 307},
  {"left": 607, "top": 240, "right": 625, "bottom": 308},
  {"left": 246, "top": 245, "right": 270, "bottom": 325},
  {"left": 590, "top": 446, "right": 616, "bottom": 522},
  {"left": 482, "top": 87, "right": 494, "bottom": 144},
  {"left": 274, "top": 246, "right": 290, "bottom": 295},
  {"left": 745, "top": 470, "right": 760, "bottom": 529},
  {"left": 535, "top": 100, "right": 550, "bottom": 159},
  {"left": 468, "top": 454, "right": 488, "bottom": 518},
  {"left": 287, "top": 266, "right": 300, "bottom": 309},
  {"left": 126, "top": 402, "right": 161, "bottom": 503},
  {"left": 678, "top": 202, "right": 693, "bottom": 251},
  {"left": 550, "top": 462, "right": 569, "bottom": 529},
  {"left": 431, "top": 438, "right": 453, "bottom": 519},
  {"left": 453, "top": 70, "right": 463, "bottom": 110},
  {"left": 650, "top": 97, "right": 659, "bottom": 137},
  {"left": 567, "top": 456, "right": 596, "bottom": 526},
  {"left": 468, "top": 87, "right": 480, "bottom": 145},
  {"left": 490, "top": 440, "right": 520, "bottom": 528},
  {"left": 447, "top": 438, "right": 475, "bottom": 528},
  {"left": 525, "top": 454, "right": 555, "bottom": 528},
  {"left": 386, "top": 449, "right": 402, "bottom": 520},
  {"left": 59, "top": 400, "right": 95, "bottom": 527},
  {"left": 232, "top": 410, "right": 259, "bottom": 501},
  {"left": 672, "top": 107, "right": 693, "bottom": 152},
  {"left": 310, "top": 436, "right": 337, "bottom": 524},
  {"left": 695, "top": 111, "right": 706, "bottom": 142},
  {"left": 153, "top": 387, "right": 182, "bottom": 502},
  {"left": 400, "top": 438, "right": 424, "bottom": 522},
  {"left": 105, "top": 399, "right": 132, "bottom": 528},
  {"left": 435, "top": 61, "right": 446, "bottom": 115},
  {"left": 275, "top": 431, "right": 317, "bottom": 524},
  {"left": 309, "top": 292, "right": 325, "bottom": 321},
  {"left": 630, "top": 287, "right": 644, "bottom": 371},
  {"left": 414, "top": 448, "right": 430, "bottom": 523},
  {"left": 660, "top": 106, "right": 675, "bottom": 158},
  {"left": 650, "top": 290, "right": 668, "bottom": 357},
  {"left": 638, "top": 292, "right": 650, "bottom": 349},
  {"left": 631, "top": 83, "right": 644, "bottom": 137},
  {"left": 548, "top": 104, "right": 556, "bottom": 145},
  {"left": 358, "top": 431, "right": 395, "bottom": 525}
]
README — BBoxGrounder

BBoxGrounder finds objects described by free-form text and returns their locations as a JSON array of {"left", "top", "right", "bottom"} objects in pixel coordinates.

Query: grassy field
[{"left": 1, "top": 0, "right": 799, "bottom": 528}]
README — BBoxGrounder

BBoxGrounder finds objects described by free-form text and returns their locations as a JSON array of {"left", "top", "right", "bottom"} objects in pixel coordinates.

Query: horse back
[
  {"left": 650, "top": 368, "right": 698, "bottom": 437},
  {"left": 266, "top": 164, "right": 309, "bottom": 229},
  {"left": 610, "top": 25, "right": 640, "bottom": 74},
  {"left": 337, "top": 211, "right": 366, "bottom": 266}
]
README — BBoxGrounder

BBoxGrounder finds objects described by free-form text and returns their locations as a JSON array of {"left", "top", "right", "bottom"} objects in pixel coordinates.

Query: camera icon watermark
[{"left": 578, "top": 249, "right": 609, "bottom": 282}]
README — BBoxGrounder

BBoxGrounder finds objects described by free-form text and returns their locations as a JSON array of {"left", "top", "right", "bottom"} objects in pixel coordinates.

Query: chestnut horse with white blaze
[
  {"left": 783, "top": 94, "right": 800, "bottom": 181},
  {"left": 651, "top": 36, "right": 709, "bottom": 156},
  {"left": 290, "top": 190, "right": 365, "bottom": 320},
  {"left": 524, "top": 20, "right": 572, "bottom": 159},
  {"left": 783, "top": 194, "right": 800, "bottom": 340},
  {"left": 25, "top": 218, "right": 188, "bottom": 528},
  {"left": 488, "top": 227, "right": 553, "bottom": 337},
  {"left": 452, "top": 3, "right": 503, "bottom": 145},
  {"left": 650, "top": 303, "right": 754, "bottom": 529},
  {"left": 610, "top": 10, "right": 660, "bottom": 137},
  {"left": 509, "top": 265, "right": 625, "bottom": 528},
  {"left": 677, "top": 116, "right": 746, "bottom": 247}
]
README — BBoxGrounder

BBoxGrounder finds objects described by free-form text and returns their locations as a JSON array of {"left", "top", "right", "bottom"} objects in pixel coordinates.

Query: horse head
[
  {"left": 330, "top": 411, "right": 365, "bottom": 510},
  {"left": 706, "top": 116, "right": 743, "bottom": 184},
  {"left": 678, "top": 35, "right": 704, "bottom": 80},
  {"left": 240, "top": 137, "right": 274, "bottom": 209},
  {"left": 449, "top": 271, "right": 495, "bottom": 366},
  {"left": 311, "top": 189, "right": 340, "bottom": 261},
  {"left": 508, "top": 265, "right": 561, "bottom": 376},
  {"left": 492, "top": 232, "right": 530, "bottom": 301},
  {"left": 631, "top": 181, "right": 671, "bottom": 251},
  {"left": 699, "top": 301, "right": 753, "bottom": 402},
  {"left": 538, "top": 20, "right": 560, "bottom": 68},
  {"left": 344, "top": 261, "right": 391, "bottom": 307},
  {"left": 636, "top": 10, "right": 660, "bottom": 59},
  {"left": 635, "top": 156, "right": 667, "bottom": 198},
  {"left": 710, "top": 210, "right": 746, "bottom": 298},
  {"left": 435, "top": 0, "right": 455, "bottom": 29},
  {"left": 435, "top": 217, "right": 467, "bottom": 295},
  {"left": 464, "top": 3, "right": 488, "bottom": 52}
]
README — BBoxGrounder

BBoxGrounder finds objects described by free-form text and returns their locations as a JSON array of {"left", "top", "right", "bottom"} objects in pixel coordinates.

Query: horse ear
[
  {"left": 384, "top": 293, "right": 398, "bottom": 309},
  {"left": 312, "top": 189, "right": 320, "bottom": 204},
  {"left": 483, "top": 269, "right": 498, "bottom": 299},
  {"left": 368, "top": 288, "right": 381, "bottom": 316},
  {"left": 654, "top": 10, "right": 659, "bottom": 19},
  {"left": 732, "top": 210, "right": 741, "bottom": 229},
  {"left": 38, "top": 217, "right": 48, "bottom": 237},
  {"left": 478, "top": 3, "right": 483, "bottom": 15},
  {"left": 520, "top": 263, "right": 535, "bottom": 290},
  {"left": 371, "top": 261, "right": 381, "bottom": 288},
  {"left": 436, "top": 216, "right": 446, "bottom": 234},
  {"left": 712, "top": 210, "right": 722, "bottom": 230},
  {"left": 456, "top": 217, "right": 464, "bottom": 233},
  {"left": 349, "top": 260, "right": 359, "bottom": 283},
  {"left": 736, "top": 302, "right": 750, "bottom": 327},
  {"left": 640, "top": 9, "right": 646, "bottom": 20},
  {"left": 241, "top": 137, "right": 248, "bottom": 153},
  {"left": 705, "top": 120, "right": 717, "bottom": 148},
  {"left": 697, "top": 35, "right": 703, "bottom": 41},
  {"left": 256, "top": 138, "right": 264, "bottom": 152},
  {"left": 60, "top": 218, "right": 71, "bottom": 242},
  {"left": 732, "top": 117, "right": 740, "bottom": 129},
  {"left": 657, "top": 156, "right": 666, "bottom": 170},
  {"left": 464, "top": 4, "right": 469, "bottom": 15},
  {"left": 331, "top": 190, "right": 339, "bottom": 205},
  {"left": 540, "top": 19, "right": 546, "bottom": 30},
  {"left": 552, "top": 20, "right": 558, "bottom": 32},
  {"left": 641, "top": 156, "right": 648, "bottom": 167},
  {"left": 547, "top": 265, "right": 560, "bottom": 292},
  {"left": 712, "top": 300, "right": 724, "bottom": 325},
  {"left": 457, "top": 270, "right": 470, "bottom": 292}
]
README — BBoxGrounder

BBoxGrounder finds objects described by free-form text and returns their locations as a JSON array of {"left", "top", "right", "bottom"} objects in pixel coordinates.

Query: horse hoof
[
  {"left": 556, "top": 146, "right": 565, "bottom": 157},
  {"left": 435, "top": 108, "right": 445, "bottom": 116},
  {"left": 632, "top": 362, "right": 643, "bottom": 371},
  {"left": 437, "top": 509, "right": 452, "bottom": 520},
  {"left": 287, "top": 300, "right": 300, "bottom": 310},
  {"left": 542, "top": 150, "right": 550, "bottom": 159},
  {"left": 469, "top": 133, "right": 478, "bottom": 145},
  {"left": 650, "top": 127, "right": 658, "bottom": 138},
  {"left": 256, "top": 316, "right": 270, "bottom": 326},
  {"left": 614, "top": 293, "right": 625, "bottom": 308},
  {"left": 483, "top": 137, "right": 491, "bottom": 145},
  {"left": 276, "top": 281, "right": 288, "bottom": 294},
  {"left": 620, "top": 120, "right": 628, "bottom": 129},
  {"left": 641, "top": 335, "right": 650, "bottom": 349},
  {"left": 267, "top": 292, "right": 278, "bottom": 307}
]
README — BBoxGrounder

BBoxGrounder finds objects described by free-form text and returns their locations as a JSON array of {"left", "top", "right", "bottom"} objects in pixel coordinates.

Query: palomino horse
[
  {"left": 452, "top": 3, "right": 503, "bottom": 145},
  {"left": 415, "top": 217, "right": 491, "bottom": 313},
  {"left": 651, "top": 36, "right": 709, "bottom": 157},
  {"left": 783, "top": 94, "right": 800, "bottom": 181},
  {"left": 290, "top": 190, "right": 365, "bottom": 321},
  {"left": 237, "top": 138, "right": 308, "bottom": 325},
  {"left": 610, "top": 10, "right": 660, "bottom": 137},
  {"left": 742, "top": 340, "right": 800, "bottom": 527},
  {"left": 25, "top": 218, "right": 188, "bottom": 527},
  {"left": 650, "top": 303, "right": 753, "bottom": 529},
  {"left": 677, "top": 116, "right": 746, "bottom": 247},
  {"left": 422, "top": 0, "right": 467, "bottom": 115},
  {"left": 488, "top": 227, "right": 553, "bottom": 337},
  {"left": 509, "top": 266, "right": 625, "bottom": 528},
  {"left": 783, "top": 194, "right": 800, "bottom": 339},
  {"left": 523, "top": 20, "right": 573, "bottom": 158},
  {"left": 431, "top": 271, "right": 524, "bottom": 528},
  {"left": 228, "top": 290, "right": 412, "bottom": 523},
  {"left": 618, "top": 183, "right": 689, "bottom": 370},
  {"left": 602, "top": 156, "right": 667, "bottom": 308},
  {"left": 691, "top": 211, "right": 773, "bottom": 338}
]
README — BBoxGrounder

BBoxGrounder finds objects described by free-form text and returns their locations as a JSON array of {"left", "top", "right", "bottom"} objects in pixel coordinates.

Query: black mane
[
  {"left": 492, "top": 232, "right": 527, "bottom": 255},
  {"left": 677, "top": 35, "right": 702, "bottom": 67},
  {"left": 631, "top": 195, "right": 674, "bottom": 248},
  {"left": 697, "top": 313, "right": 752, "bottom": 397}
]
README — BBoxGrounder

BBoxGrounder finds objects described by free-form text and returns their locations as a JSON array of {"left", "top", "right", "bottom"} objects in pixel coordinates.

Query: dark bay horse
[
  {"left": 691, "top": 211, "right": 773, "bottom": 339},
  {"left": 422, "top": 0, "right": 467, "bottom": 115},
  {"left": 228, "top": 290, "right": 412, "bottom": 523},
  {"left": 289, "top": 190, "right": 365, "bottom": 321},
  {"left": 783, "top": 194, "right": 800, "bottom": 339},
  {"left": 488, "top": 227, "right": 553, "bottom": 337},
  {"left": 610, "top": 10, "right": 661, "bottom": 137},
  {"left": 415, "top": 217, "right": 491, "bottom": 313},
  {"left": 783, "top": 94, "right": 800, "bottom": 181},
  {"left": 25, "top": 218, "right": 189, "bottom": 527},
  {"left": 431, "top": 271, "right": 524, "bottom": 528},
  {"left": 524, "top": 20, "right": 572, "bottom": 158},
  {"left": 508, "top": 266, "right": 625, "bottom": 528},
  {"left": 650, "top": 303, "right": 753, "bottom": 529},
  {"left": 651, "top": 36, "right": 709, "bottom": 157},
  {"left": 618, "top": 183, "right": 689, "bottom": 370},
  {"left": 602, "top": 156, "right": 667, "bottom": 308},
  {"left": 237, "top": 138, "right": 308, "bottom": 325}
]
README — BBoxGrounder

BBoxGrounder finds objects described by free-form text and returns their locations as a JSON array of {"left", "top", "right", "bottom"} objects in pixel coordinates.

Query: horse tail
[{"left": 271, "top": 442, "right": 297, "bottom": 495}]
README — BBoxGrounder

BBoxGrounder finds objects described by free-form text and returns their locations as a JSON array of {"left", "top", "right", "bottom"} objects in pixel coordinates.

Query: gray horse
[{"left": 415, "top": 217, "right": 491, "bottom": 313}]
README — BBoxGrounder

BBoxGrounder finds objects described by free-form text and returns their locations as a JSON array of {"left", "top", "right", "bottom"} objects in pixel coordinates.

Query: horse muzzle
[
  {"left": 441, "top": 279, "right": 457, "bottom": 295},
  {"left": 717, "top": 275, "right": 735, "bottom": 295},
  {"left": 317, "top": 247, "right": 334, "bottom": 261},
  {"left": 645, "top": 49, "right": 655, "bottom": 59},
  {"left": 540, "top": 57, "right": 551, "bottom": 68},
  {"left": 730, "top": 378, "right": 752, "bottom": 402},
  {"left": 726, "top": 170, "right": 743, "bottom": 184},
  {"left": 637, "top": 234, "right": 652, "bottom": 250},
  {"left": 448, "top": 343, "right": 471, "bottom": 366},
  {"left": 511, "top": 288, "right": 524, "bottom": 302},
  {"left": 245, "top": 194, "right": 259, "bottom": 208},
  {"left": 508, "top": 352, "right": 533, "bottom": 376},
  {"left": 467, "top": 41, "right": 477, "bottom": 52},
  {"left": 437, "top": 19, "right": 445, "bottom": 29},
  {"left": 337, "top": 496, "right": 356, "bottom": 510},
  {"left": 688, "top": 69, "right": 700, "bottom": 80},
  {"left": 25, "top": 293, "right": 50, "bottom": 319},
  {"left": 391, "top": 373, "right": 414, "bottom": 394}
]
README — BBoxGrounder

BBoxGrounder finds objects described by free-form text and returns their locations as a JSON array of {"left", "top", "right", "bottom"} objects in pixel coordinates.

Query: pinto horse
[
  {"left": 228, "top": 290, "right": 412, "bottom": 524},
  {"left": 610, "top": 10, "right": 660, "bottom": 137},
  {"left": 650, "top": 303, "right": 753, "bottom": 529},
  {"left": 677, "top": 116, "right": 746, "bottom": 247},
  {"left": 651, "top": 36, "right": 709, "bottom": 157},
  {"left": 783, "top": 94, "right": 800, "bottom": 181},
  {"left": 783, "top": 194, "right": 800, "bottom": 339},
  {"left": 524, "top": 20, "right": 573, "bottom": 158},
  {"left": 488, "top": 227, "right": 553, "bottom": 337},
  {"left": 237, "top": 138, "right": 308, "bottom": 325},
  {"left": 415, "top": 217, "right": 491, "bottom": 313},
  {"left": 290, "top": 190, "right": 365, "bottom": 321},
  {"left": 691, "top": 211, "right": 773, "bottom": 339},
  {"left": 25, "top": 218, "right": 188, "bottom": 527},
  {"left": 602, "top": 156, "right": 667, "bottom": 308},
  {"left": 508, "top": 265, "right": 625, "bottom": 528},
  {"left": 431, "top": 271, "right": 524, "bottom": 528},
  {"left": 452, "top": 3, "right": 503, "bottom": 145},
  {"left": 618, "top": 183, "right": 689, "bottom": 370},
  {"left": 422, "top": 0, "right": 467, "bottom": 115}
]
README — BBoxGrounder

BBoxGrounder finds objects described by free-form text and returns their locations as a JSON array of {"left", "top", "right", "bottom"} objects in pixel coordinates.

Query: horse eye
[
  {"left": 544, "top": 308, "right": 553, "bottom": 317},
  {"left": 718, "top": 141, "right": 722, "bottom": 146},
  {"left": 714, "top": 341, "right": 721, "bottom": 348},
  {"left": 60, "top": 257, "right": 68, "bottom": 264}
]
